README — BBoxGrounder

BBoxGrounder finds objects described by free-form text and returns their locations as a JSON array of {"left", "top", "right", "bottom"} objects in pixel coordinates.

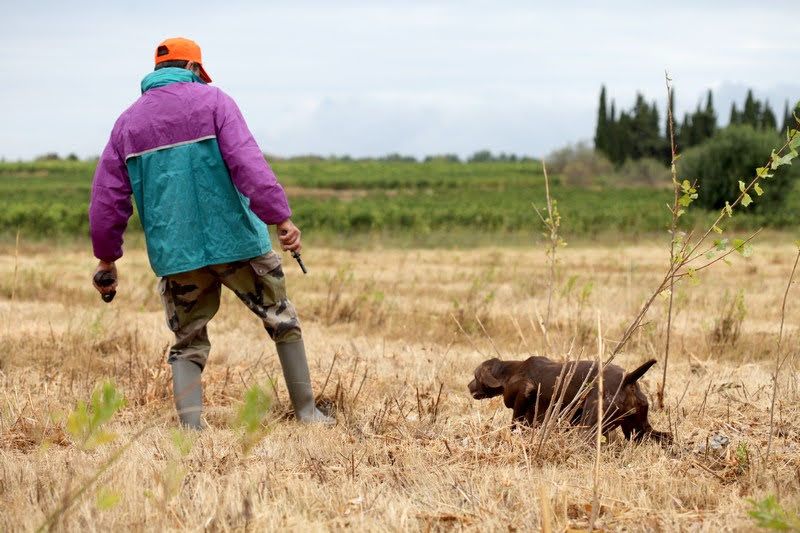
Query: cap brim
[{"left": 198, "top": 64, "right": 212, "bottom": 83}]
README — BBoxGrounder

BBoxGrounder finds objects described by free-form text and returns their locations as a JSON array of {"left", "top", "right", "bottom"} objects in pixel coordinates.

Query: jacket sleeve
[
  {"left": 89, "top": 126, "right": 133, "bottom": 263},
  {"left": 214, "top": 89, "right": 291, "bottom": 225}
]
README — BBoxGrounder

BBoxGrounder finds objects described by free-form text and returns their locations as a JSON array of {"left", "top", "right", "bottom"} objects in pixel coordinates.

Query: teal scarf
[{"left": 141, "top": 67, "right": 205, "bottom": 94}]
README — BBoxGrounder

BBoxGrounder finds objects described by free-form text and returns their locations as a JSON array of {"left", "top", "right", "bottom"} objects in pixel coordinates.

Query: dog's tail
[{"left": 622, "top": 359, "right": 657, "bottom": 386}]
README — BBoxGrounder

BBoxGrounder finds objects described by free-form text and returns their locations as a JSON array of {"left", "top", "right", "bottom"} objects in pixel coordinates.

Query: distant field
[{"left": 1, "top": 159, "right": 798, "bottom": 244}]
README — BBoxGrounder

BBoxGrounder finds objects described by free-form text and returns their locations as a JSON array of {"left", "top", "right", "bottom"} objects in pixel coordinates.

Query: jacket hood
[{"left": 141, "top": 67, "right": 204, "bottom": 94}]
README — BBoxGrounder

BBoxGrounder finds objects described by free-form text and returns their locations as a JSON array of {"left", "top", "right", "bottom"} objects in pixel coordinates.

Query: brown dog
[{"left": 468, "top": 356, "right": 672, "bottom": 443}]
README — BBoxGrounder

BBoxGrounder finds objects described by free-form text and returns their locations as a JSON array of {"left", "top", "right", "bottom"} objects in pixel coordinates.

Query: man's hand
[
  {"left": 277, "top": 219, "right": 302, "bottom": 252},
  {"left": 92, "top": 260, "right": 118, "bottom": 296}
]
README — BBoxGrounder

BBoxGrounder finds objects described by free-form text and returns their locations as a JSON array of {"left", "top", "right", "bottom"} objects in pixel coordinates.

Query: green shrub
[
  {"left": 617, "top": 157, "right": 671, "bottom": 187},
  {"left": 546, "top": 142, "right": 613, "bottom": 187},
  {"left": 679, "top": 125, "right": 800, "bottom": 211}
]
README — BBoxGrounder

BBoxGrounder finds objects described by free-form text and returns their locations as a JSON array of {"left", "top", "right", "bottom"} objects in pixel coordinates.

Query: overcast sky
[{"left": 1, "top": 0, "right": 798, "bottom": 160}]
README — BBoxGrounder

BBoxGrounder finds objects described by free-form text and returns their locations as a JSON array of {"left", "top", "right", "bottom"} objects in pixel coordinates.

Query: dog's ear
[
  {"left": 476, "top": 358, "right": 504, "bottom": 388},
  {"left": 623, "top": 359, "right": 657, "bottom": 386}
]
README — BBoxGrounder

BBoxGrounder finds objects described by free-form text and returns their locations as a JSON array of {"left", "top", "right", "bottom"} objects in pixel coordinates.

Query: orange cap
[{"left": 154, "top": 37, "right": 212, "bottom": 83}]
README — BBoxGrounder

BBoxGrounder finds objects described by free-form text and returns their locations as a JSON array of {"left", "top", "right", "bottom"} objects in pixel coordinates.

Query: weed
[
  {"left": 748, "top": 495, "right": 800, "bottom": 531},
  {"left": 710, "top": 290, "right": 746, "bottom": 346}
]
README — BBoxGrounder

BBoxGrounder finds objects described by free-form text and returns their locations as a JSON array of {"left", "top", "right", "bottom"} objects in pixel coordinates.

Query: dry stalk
[
  {"left": 450, "top": 313, "right": 488, "bottom": 358},
  {"left": 589, "top": 312, "right": 604, "bottom": 531},
  {"left": 534, "top": 350, "right": 579, "bottom": 456},
  {"left": 11, "top": 228, "right": 20, "bottom": 303},
  {"left": 766, "top": 247, "right": 800, "bottom": 460},
  {"left": 660, "top": 71, "right": 680, "bottom": 409},
  {"left": 533, "top": 161, "right": 563, "bottom": 335},
  {"left": 475, "top": 313, "right": 503, "bottom": 359},
  {"left": 539, "top": 485, "right": 553, "bottom": 533}
]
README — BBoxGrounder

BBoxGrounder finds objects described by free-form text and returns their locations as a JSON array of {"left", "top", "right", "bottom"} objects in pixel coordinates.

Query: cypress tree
[
  {"left": 762, "top": 100, "right": 777, "bottom": 131},
  {"left": 681, "top": 113, "right": 693, "bottom": 148},
  {"left": 782, "top": 100, "right": 796, "bottom": 133},
  {"left": 650, "top": 100, "right": 664, "bottom": 159},
  {"left": 743, "top": 89, "right": 759, "bottom": 128},
  {"left": 729, "top": 102, "right": 740, "bottom": 126},
  {"left": 703, "top": 89, "right": 717, "bottom": 141},
  {"left": 616, "top": 111, "right": 632, "bottom": 165},
  {"left": 630, "top": 94, "right": 648, "bottom": 160},
  {"left": 595, "top": 85, "right": 609, "bottom": 155},
  {"left": 607, "top": 100, "right": 619, "bottom": 164}
]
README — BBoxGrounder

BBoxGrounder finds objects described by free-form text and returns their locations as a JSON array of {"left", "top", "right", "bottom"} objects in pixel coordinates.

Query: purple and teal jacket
[{"left": 89, "top": 67, "right": 290, "bottom": 276}]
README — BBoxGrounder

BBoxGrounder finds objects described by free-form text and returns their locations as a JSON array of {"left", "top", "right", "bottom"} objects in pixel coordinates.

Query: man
[{"left": 89, "top": 37, "right": 333, "bottom": 429}]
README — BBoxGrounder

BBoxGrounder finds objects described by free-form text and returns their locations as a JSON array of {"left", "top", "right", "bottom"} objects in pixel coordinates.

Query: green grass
[{"left": 1, "top": 159, "right": 798, "bottom": 245}]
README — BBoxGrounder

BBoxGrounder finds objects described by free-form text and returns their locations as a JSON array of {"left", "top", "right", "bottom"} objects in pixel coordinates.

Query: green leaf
[
  {"left": 741, "top": 193, "right": 753, "bottom": 207},
  {"left": 712, "top": 224, "right": 723, "bottom": 234},
  {"left": 724, "top": 202, "right": 733, "bottom": 217},
  {"left": 754, "top": 182, "right": 764, "bottom": 196},
  {"left": 789, "top": 129, "right": 800, "bottom": 149},
  {"left": 771, "top": 149, "right": 794, "bottom": 169},
  {"left": 733, "top": 238, "right": 754, "bottom": 258},
  {"left": 738, "top": 180, "right": 746, "bottom": 193},
  {"left": 714, "top": 238, "right": 729, "bottom": 251}
]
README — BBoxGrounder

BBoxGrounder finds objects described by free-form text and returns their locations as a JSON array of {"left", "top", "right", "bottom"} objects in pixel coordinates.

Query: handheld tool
[{"left": 292, "top": 251, "right": 308, "bottom": 274}]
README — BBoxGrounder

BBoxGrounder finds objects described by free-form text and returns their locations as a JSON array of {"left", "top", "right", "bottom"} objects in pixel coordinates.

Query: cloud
[{"left": 1, "top": 1, "right": 799, "bottom": 159}]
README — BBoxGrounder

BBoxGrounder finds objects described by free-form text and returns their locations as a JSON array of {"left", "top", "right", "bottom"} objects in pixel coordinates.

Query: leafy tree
[
  {"left": 678, "top": 125, "right": 800, "bottom": 211},
  {"left": 424, "top": 154, "right": 461, "bottom": 163},
  {"left": 762, "top": 101, "right": 777, "bottom": 131},
  {"left": 381, "top": 153, "right": 416, "bottom": 163},
  {"left": 468, "top": 150, "right": 494, "bottom": 163}
]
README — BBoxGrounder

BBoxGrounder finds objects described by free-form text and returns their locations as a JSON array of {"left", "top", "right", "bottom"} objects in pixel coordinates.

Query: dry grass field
[{"left": 1, "top": 238, "right": 799, "bottom": 531}]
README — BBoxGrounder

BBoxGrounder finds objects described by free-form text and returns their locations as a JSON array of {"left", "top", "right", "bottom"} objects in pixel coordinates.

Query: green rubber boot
[{"left": 276, "top": 340, "right": 335, "bottom": 425}]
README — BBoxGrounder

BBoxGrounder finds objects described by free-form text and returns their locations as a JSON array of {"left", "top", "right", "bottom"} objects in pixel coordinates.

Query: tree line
[{"left": 594, "top": 85, "right": 797, "bottom": 166}]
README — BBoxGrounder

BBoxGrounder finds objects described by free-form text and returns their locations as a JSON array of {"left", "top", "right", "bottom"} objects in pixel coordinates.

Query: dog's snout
[{"left": 467, "top": 378, "right": 485, "bottom": 399}]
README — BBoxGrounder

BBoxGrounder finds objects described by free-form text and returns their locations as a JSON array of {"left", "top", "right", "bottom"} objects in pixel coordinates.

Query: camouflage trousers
[{"left": 158, "top": 251, "right": 301, "bottom": 369}]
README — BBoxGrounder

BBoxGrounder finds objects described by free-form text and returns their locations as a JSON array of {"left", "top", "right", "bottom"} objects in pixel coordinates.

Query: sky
[{"left": 1, "top": 0, "right": 798, "bottom": 161}]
